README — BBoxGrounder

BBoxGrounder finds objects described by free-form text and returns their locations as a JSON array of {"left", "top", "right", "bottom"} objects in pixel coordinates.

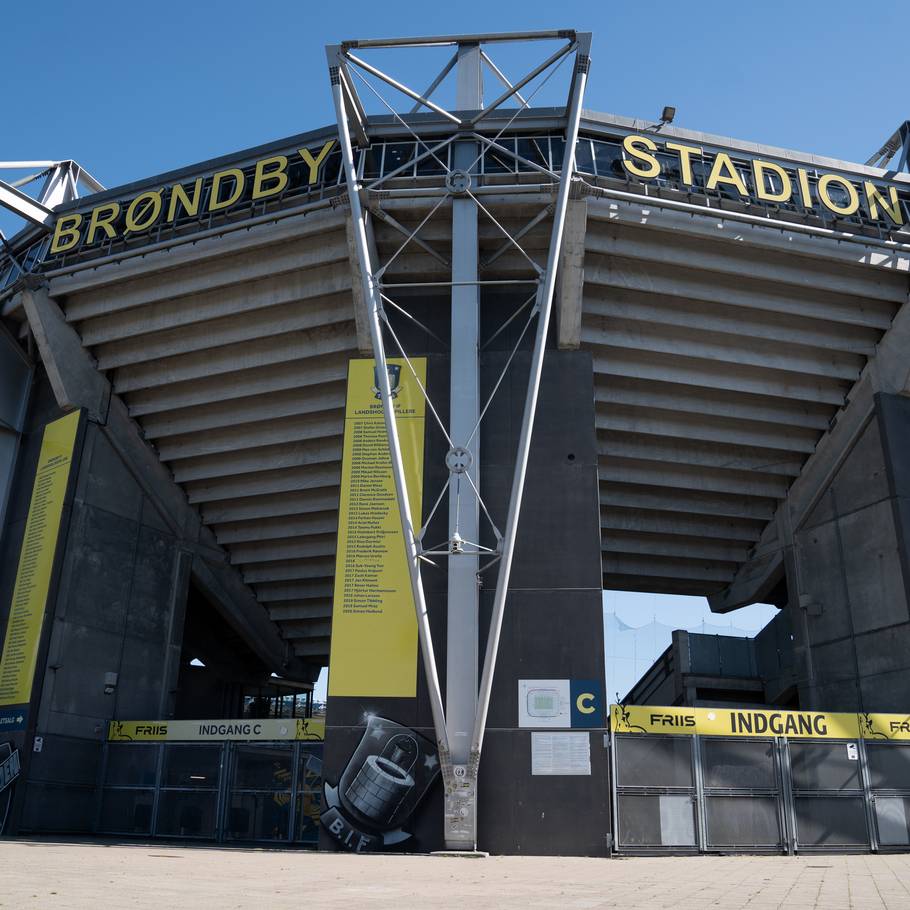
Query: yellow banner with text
[
  {"left": 328, "top": 359, "right": 426, "bottom": 698},
  {"left": 610, "top": 704, "right": 861, "bottom": 739},
  {"left": 108, "top": 717, "right": 325, "bottom": 742},
  {"left": 0, "top": 411, "right": 80, "bottom": 707}
]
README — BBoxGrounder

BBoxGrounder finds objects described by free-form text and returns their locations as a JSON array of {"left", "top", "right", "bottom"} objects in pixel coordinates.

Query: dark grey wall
[
  {"left": 8, "top": 377, "right": 187, "bottom": 831},
  {"left": 322, "top": 304, "right": 609, "bottom": 855},
  {"left": 0, "top": 374, "right": 255, "bottom": 833},
  {"left": 789, "top": 392, "right": 910, "bottom": 712}
]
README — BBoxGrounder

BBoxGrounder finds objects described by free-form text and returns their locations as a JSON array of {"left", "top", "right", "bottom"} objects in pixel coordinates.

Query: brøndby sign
[{"left": 49, "top": 140, "right": 337, "bottom": 254}]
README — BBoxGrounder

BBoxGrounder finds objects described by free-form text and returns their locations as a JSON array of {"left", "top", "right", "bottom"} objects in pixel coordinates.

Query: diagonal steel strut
[{"left": 326, "top": 31, "right": 591, "bottom": 851}]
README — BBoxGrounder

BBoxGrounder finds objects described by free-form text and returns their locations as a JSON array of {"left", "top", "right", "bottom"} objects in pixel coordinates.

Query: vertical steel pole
[
  {"left": 327, "top": 47, "right": 450, "bottom": 756},
  {"left": 471, "top": 35, "right": 591, "bottom": 756},
  {"left": 444, "top": 40, "right": 482, "bottom": 850}
]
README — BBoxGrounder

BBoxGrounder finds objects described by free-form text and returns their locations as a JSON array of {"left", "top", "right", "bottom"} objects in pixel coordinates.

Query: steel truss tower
[{"left": 326, "top": 29, "right": 591, "bottom": 850}]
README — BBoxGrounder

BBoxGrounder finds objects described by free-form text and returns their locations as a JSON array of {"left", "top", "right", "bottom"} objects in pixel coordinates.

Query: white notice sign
[{"left": 531, "top": 732, "right": 591, "bottom": 776}]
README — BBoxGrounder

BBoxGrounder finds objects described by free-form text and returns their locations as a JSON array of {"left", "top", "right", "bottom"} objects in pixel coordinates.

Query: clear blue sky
[
  {"left": 4, "top": 0, "right": 906, "bottom": 199},
  {"left": 6, "top": 0, "right": 889, "bottom": 698}
]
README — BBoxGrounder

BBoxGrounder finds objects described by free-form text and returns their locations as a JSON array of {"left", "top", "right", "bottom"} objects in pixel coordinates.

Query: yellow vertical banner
[
  {"left": 0, "top": 410, "right": 80, "bottom": 707},
  {"left": 328, "top": 359, "right": 426, "bottom": 698}
]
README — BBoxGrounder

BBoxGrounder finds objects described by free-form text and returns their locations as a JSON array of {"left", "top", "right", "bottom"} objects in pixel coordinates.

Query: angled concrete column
[{"left": 556, "top": 197, "right": 586, "bottom": 350}]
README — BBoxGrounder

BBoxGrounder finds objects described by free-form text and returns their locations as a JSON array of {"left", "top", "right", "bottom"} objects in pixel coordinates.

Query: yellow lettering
[
  {"left": 705, "top": 152, "right": 747, "bottom": 197},
  {"left": 796, "top": 169, "right": 813, "bottom": 208},
  {"left": 85, "top": 203, "right": 121, "bottom": 245},
  {"left": 665, "top": 142, "right": 702, "bottom": 186},
  {"left": 864, "top": 182, "right": 904, "bottom": 225},
  {"left": 752, "top": 159, "right": 792, "bottom": 203},
  {"left": 298, "top": 140, "right": 336, "bottom": 185},
  {"left": 124, "top": 190, "right": 163, "bottom": 234},
  {"left": 817, "top": 173, "right": 859, "bottom": 216},
  {"left": 621, "top": 135, "right": 660, "bottom": 179},
  {"left": 49, "top": 213, "right": 83, "bottom": 254},
  {"left": 576, "top": 693, "right": 595, "bottom": 714},
  {"left": 252, "top": 155, "right": 289, "bottom": 200},
  {"left": 167, "top": 177, "right": 204, "bottom": 220},
  {"left": 209, "top": 168, "right": 245, "bottom": 212}
]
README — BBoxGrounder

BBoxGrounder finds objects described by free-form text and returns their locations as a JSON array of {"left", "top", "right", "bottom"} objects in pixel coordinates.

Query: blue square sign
[
  {"left": 569, "top": 680, "right": 604, "bottom": 728},
  {"left": 0, "top": 708, "right": 28, "bottom": 734}
]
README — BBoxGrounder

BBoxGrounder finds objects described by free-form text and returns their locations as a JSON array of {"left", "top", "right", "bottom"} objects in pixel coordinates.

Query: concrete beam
[
  {"left": 158, "top": 411, "right": 343, "bottom": 461},
  {"left": 584, "top": 257, "right": 896, "bottom": 331},
  {"left": 244, "top": 559, "right": 336, "bottom": 584},
  {"left": 184, "top": 463, "right": 340, "bottom": 504},
  {"left": 18, "top": 286, "right": 110, "bottom": 423},
  {"left": 128, "top": 353, "right": 350, "bottom": 418},
  {"left": 113, "top": 321, "right": 357, "bottom": 394},
  {"left": 594, "top": 377, "right": 833, "bottom": 431},
  {"left": 600, "top": 481, "right": 777, "bottom": 522},
  {"left": 345, "top": 211, "right": 375, "bottom": 354},
  {"left": 592, "top": 348, "right": 849, "bottom": 406},
  {"left": 200, "top": 487, "right": 340, "bottom": 524},
  {"left": 584, "top": 286, "right": 880, "bottom": 356},
  {"left": 583, "top": 322, "right": 862, "bottom": 383},
  {"left": 93, "top": 291, "right": 352, "bottom": 371},
  {"left": 585, "top": 199, "right": 910, "bottom": 286},
  {"left": 557, "top": 197, "right": 586, "bottom": 349},
  {"left": 267, "top": 602, "right": 333, "bottom": 622},
  {"left": 214, "top": 512, "right": 338, "bottom": 545}
]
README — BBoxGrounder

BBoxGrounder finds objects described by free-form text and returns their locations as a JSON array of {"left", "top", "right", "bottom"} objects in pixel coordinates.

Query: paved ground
[{"left": 2, "top": 840, "right": 910, "bottom": 909}]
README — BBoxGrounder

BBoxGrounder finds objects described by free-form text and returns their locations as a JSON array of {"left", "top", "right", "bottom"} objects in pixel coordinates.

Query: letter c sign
[
  {"left": 576, "top": 693, "right": 595, "bottom": 714},
  {"left": 569, "top": 680, "right": 603, "bottom": 728}
]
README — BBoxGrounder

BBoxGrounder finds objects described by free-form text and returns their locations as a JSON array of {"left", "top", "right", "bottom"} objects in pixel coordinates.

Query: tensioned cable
[
  {"left": 378, "top": 305, "right": 453, "bottom": 447},
  {"left": 464, "top": 302, "right": 539, "bottom": 451},
  {"left": 375, "top": 193, "right": 450, "bottom": 277},
  {"left": 467, "top": 189, "right": 544, "bottom": 273},
  {"left": 417, "top": 475, "right": 452, "bottom": 544},
  {"left": 463, "top": 47, "right": 573, "bottom": 176},
  {"left": 481, "top": 290, "right": 537, "bottom": 351},
  {"left": 347, "top": 63, "right": 452, "bottom": 175},
  {"left": 462, "top": 466, "right": 503, "bottom": 542},
  {"left": 380, "top": 292, "right": 447, "bottom": 347}
]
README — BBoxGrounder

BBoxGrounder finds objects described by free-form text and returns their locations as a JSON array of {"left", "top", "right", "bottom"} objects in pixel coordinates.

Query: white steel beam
[{"left": 0, "top": 179, "right": 53, "bottom": 227}]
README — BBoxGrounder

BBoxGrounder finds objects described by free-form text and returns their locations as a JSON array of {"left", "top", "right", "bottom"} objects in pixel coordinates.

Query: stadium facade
[{"left": 1, "top": 31, "right": 909, "bottom": 855}]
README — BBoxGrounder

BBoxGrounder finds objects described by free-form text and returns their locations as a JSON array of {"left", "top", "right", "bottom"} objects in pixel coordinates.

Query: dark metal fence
[
  {"left": 96, "top": 740, "right": 322, "bottom": 846},
  {"left": 611, "top": 728, "right": 910, "bottom": 854},
  {"left": 610, "top": 705, "right": 910, "bottom": 853}
]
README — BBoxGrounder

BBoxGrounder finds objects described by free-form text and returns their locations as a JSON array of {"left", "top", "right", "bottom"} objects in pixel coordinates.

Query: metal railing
[{"left": 95, "top": 740, "right": 323, "bottom": 846}]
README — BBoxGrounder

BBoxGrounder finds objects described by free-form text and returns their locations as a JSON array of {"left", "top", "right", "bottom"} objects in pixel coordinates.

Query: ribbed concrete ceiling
[
  {"left": 47, "top": 207, "right": 355, "bottom": 666},
  {"left": 581, "top": 199, "right": 907, "bottom": 597}
]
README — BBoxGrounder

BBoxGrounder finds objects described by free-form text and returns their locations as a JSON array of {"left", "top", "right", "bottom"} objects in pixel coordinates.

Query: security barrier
[
  {"left": 610, "top": 705, "right": 910, "bottom": 854},
  {"left": 96, "top": 740, "right": 323, "bottom": 845}
]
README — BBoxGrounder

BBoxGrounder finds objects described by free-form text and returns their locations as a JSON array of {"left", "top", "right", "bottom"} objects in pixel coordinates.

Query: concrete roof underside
[{"left": 3, "top": 110, "right": 910, "bottom": 669}]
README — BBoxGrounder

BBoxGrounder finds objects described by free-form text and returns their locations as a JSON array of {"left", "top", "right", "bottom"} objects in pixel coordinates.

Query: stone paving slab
[{"left": 1, "top": 840, "right": 910, "bottom": 909}]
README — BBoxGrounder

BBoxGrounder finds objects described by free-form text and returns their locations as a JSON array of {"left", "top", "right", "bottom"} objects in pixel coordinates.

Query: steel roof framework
[{"left": 327, "top": 30, "right": 591, "bottom": 850}]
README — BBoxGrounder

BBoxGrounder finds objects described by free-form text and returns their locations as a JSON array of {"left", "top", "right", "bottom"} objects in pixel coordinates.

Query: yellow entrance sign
[
  {"left": 859, "top": 713, "right": 910, "bottom": 741},
  {"left": 610, "top": 704, "right": 861, "bottom": 739},
  {"left": 328, "top": 359, "right": 426, "bottom": 698},
  {"left": 108, "top": 717, "right": 325, "bottom": 742},
  {"left": 0, "top": 411, "right": 81, "bottom": 707}
]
